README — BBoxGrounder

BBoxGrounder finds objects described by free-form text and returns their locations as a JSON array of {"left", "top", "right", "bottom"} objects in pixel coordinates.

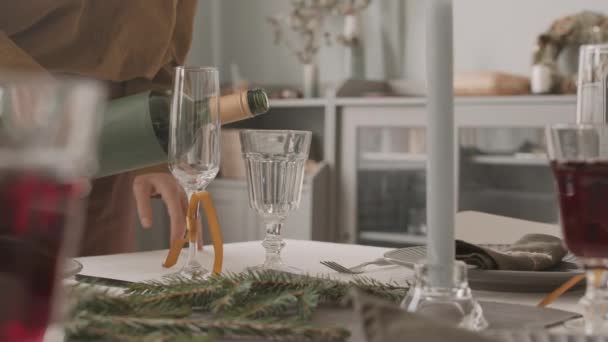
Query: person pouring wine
[{"left": 0, "top": 0, "right": 268, "bottom": 256}]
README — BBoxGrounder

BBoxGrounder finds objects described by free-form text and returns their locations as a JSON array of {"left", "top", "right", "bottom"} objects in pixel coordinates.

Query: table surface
[{"left": 76, "top": 239, "right": 582, "bottom": 316}]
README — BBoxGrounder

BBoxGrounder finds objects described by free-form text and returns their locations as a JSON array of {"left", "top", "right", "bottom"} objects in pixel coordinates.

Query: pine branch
[
  {"left": 67, "top": 326, "right": 212, "bottom": 342},
  {"left": 233, "top": 271, "right": 350, "bottom": 302},
  {"left": 67, "top": 327, "right": 142, "bottom": 342},
  {"left": 70, "top": 270, "right": 408, "bottom": 341},
  {"left": 72, "top": 314, "right": 349, "bottom": 342},
  {"left": 350, "top": 277, "right": 409, "bottom": 303},
  {"left": 232, "top": 291, "right": 300, "bottom": 319},
  {"left": 119, "top": 272, "right": 408, "bottom": 312},
  {"left": 72, "top": 292, "right": 134, "bottom": 316},
  {"left": 209, "top": 279, "right": 253, "bottom": 314},
  {"left": 126, "top": 275, "right": 205, "bottom": 296},
  {"left": 139, "top": 284, "right": 222, "bottom": 308},
  {"left": 72, "top": 290, "right": 193, "bottom": 319},
  {"left": 297, "top": 288, "right": 320, "bottom": 321}
]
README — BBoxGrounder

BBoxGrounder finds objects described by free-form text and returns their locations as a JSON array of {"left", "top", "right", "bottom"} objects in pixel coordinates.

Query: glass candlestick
[{"left": 402, "top": 261, "right": 488, "bottom": 331}]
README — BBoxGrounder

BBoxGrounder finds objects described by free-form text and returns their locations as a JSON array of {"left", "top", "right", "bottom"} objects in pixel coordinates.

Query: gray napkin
[{"left": 456, "top": 234, "right": 567, "bottom": 271}]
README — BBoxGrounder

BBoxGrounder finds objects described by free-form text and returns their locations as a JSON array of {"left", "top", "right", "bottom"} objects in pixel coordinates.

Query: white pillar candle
[{"left": 425, "top": 0, "right": 455, "bottom": 287}]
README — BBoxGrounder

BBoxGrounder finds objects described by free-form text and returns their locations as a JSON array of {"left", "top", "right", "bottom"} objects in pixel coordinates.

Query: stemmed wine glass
[
  {"left": 168, "top": 66, "right": 221, "bottom": 278},
  {"left": 547, "top": 124, "right": 608, "bottom": 335},
  {"left": 240, "top": 130, "right": 312, "bottom": 273}
]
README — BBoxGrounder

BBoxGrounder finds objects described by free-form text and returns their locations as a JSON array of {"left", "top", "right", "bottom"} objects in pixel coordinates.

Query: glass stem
[
  {"left": 185, "top": 191, "right": 201, "bottom": 269},
  {"left": 261, "top": 220, "right": 286, "bottom": 268},
  {"left": 582, "top": 268, "right": 608, "bottom": 335}
]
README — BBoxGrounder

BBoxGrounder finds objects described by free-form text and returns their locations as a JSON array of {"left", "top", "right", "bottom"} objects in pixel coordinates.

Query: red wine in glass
[
  {"left": 0, "top": 171, "right": 80, "bottom": 342},
  {"left": 551, "top": 161, "right": 608, "bottom": 260}
]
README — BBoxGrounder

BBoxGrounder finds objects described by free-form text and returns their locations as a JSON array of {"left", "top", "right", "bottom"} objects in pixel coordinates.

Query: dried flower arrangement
[
  {"left": 530, "top": 11, "right": 608, "bottom": 94},
  {"left": 267, "top": 0, "right": 372, "bottom": 65},
  {"left": 533, "top": 11, "right": 608, "bottom": 66}
]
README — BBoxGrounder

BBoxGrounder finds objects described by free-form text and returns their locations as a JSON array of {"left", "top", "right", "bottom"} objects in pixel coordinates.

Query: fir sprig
[
  {"left": 68, "top": 270, "right": 409, "bottom": 341},
  {"left": 70, "top": 314, "right": 348, "bottom": 341},
  {"left": 126, "top": 271, "right": 406, "bottom": 307},
  {"left": 67, "top": 324, "right": 213, "bottom": 342},
  {"left": 209, "top": 279, "right": 253, "bottom": 314}
]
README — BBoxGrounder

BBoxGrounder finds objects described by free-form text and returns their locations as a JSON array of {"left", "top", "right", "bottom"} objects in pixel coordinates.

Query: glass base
[
  {"left": 402, "top": 261, "right": 488, "bottom": 331},
  {"left": 166, "top": 260, "right": 209, "bottom": 279},
  {"left": 247, "top": 263, "right": 302, "bottom": 274},
  {"left": 564, "top": 318, "right": 608, "bottom": 336},
  {"left": 568, "top": 267, "right": 608, "bottom": 335}
]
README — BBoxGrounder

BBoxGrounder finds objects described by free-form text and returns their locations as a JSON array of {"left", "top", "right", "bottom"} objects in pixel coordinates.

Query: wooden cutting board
[{"left": 454, "top": 71, "right": 531, "bottom": 96}]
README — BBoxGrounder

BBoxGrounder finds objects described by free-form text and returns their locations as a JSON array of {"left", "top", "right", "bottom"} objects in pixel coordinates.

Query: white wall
[
  {"left": 405, "top": 0, "right": 608, "bottom": 82},
  {"left": 189, "top": 0, "right": 608, "bottom": 87},
  {"left": 190, "top": 0, "right": 404, "bottom": 86},
  {"left": 187, "top": 0, "right": 216, "bottom": 67}
]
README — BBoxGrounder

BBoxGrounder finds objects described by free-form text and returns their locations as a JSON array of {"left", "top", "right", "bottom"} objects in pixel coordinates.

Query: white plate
[{"left": 384, "top": 244, "right": 583, "bottom": 292}]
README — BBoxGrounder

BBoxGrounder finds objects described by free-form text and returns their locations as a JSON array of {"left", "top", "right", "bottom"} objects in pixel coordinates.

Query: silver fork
[{"left": 320, "top": 258, "right": 393, "bottom": 274}]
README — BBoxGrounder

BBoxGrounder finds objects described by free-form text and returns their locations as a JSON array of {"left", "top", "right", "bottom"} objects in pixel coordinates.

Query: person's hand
[{"left": 133, "top": 173, "right": 202, "bottom": 249}]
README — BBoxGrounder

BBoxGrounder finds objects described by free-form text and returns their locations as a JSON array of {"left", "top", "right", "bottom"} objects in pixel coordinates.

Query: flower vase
[
  {"left": 302, "top": 63, "right": 319, "bottom": 98},
  {"left": 343, "top": 13, "right": 365, "bottom": 80},
  {"left": 344, "top": 45, "right": 365, "bottom": 80}
]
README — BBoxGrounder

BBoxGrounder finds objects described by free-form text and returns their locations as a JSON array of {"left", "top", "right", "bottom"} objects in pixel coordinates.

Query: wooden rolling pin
[{"left": 454, "top": 71, "right": 531, "bottom": 96}]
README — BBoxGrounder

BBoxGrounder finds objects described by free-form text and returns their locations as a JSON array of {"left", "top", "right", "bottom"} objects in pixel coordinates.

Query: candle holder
[{"left": 401, "top": 261, "right": 488, "bottom": 331}]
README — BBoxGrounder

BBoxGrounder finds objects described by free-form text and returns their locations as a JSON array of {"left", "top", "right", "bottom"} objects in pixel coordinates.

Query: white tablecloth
[{"left": 76, "top": 239, "right": 581, "bottom": 316}]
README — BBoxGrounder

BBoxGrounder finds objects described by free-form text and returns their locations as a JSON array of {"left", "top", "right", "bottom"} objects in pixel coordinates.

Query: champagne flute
[
  {"left": 240, "top": 130, "right": 311, "bottom": 273},
  {"left": 168, "top": 66, "right": 220, "bottom": 278}
]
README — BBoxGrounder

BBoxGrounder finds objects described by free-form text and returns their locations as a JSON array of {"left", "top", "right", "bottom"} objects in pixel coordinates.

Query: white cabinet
[
  {"left": 338, "top": 96, "right": 577, "bottom": 246},
  {"left": 208, "top": 180, "right": 258, "bottom": 243}
]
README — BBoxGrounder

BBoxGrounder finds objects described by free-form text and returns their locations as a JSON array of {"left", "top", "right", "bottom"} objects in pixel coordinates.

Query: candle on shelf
[{"left": 425, "top": 0, "right": 455, "bottom": 287}]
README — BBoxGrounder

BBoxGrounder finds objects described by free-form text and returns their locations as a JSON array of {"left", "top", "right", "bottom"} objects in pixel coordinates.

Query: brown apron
[{"left": 0, "top": 0, "right": 197, "bottom": 256}]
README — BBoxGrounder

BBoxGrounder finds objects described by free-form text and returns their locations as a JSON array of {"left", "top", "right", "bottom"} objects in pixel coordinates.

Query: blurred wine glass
[{"left": 0, "top": 71, "right": 104, "bottom": 341}]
